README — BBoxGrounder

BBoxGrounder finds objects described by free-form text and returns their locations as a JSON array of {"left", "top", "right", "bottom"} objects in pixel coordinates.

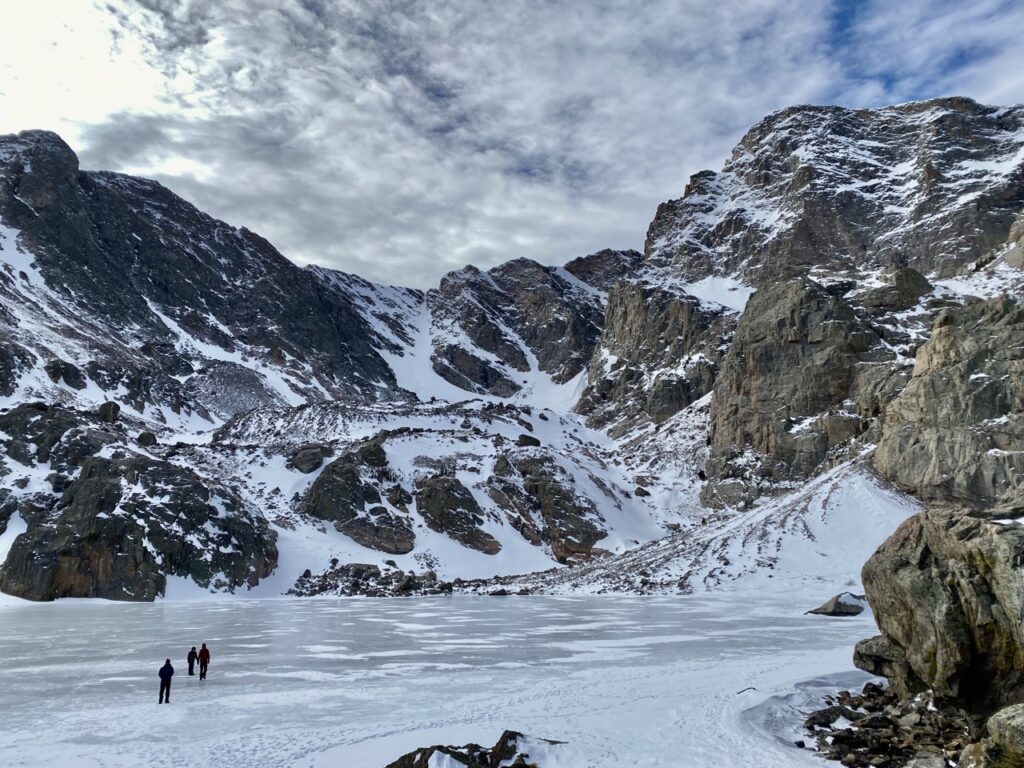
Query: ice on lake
[{"left": 0, "top": 593, "right": 876, "bottom": 767}]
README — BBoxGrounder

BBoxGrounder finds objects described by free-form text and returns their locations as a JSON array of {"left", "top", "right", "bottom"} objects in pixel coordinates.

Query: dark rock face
[
  {"left": 0, "top": 455, "right": 277, "bottom": 601},
  {"left": 874, "top": 296, "right": 1024, "bottom": 507},
  {"left": 414, "top": 476, "right": 501, "bottom": 554},
  {"left": 0, "top": 129, "right": 401, "bottom": 423},
  {"left": 563, "top": 248, "right": 643, "bottom": 291},
  {"left": 487, "top": 454, "right": 606, "bottom": 562},
  {"left": 0, "top": 403, "right": 277, "bottom": 601},
  {"left": 427, "top": 252, "right": 635, "bottom": 396},
  {"left": 855, "top": 506, "right": 1024, "bottom": 715},
  {"left": 576, "top": 279, "right": 734, "bottom": 432},
  {"left": 702, "top": 279, "right": 900, "bottom": 507},
  {"left": 304, "top": 439, "right": 415, "bottom": 555},
  {"left": 288, "top": 444, "right": 331, "bottom": 474},
  {"left": 646, "top": 98, "right": 1024, "bottom": 286}
]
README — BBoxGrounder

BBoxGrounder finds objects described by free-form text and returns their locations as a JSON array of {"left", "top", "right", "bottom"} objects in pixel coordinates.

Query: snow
[
  {"left": 679, "top": 275, "right": 754, "bottom": 312},
  {"left": 0, "top": 511, "right": 27, "bottom": 566},
  {"left": 0, "top": 593, "right": 882, "bottom": 767}
]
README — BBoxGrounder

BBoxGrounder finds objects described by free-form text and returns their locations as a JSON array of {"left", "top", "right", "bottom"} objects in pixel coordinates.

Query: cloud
[{"left": 2, "top": 1, "right": 1023, "bottom": 287}]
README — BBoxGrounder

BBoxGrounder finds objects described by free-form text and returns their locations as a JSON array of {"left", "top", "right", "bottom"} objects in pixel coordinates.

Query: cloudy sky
[{"left": 1, "top": 1, "right": 1022, "bottom": 287}]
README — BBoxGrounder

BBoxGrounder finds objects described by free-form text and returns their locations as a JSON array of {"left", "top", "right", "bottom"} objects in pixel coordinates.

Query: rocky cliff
[{"left": 1, "top": 95, "right": 1023, "bottom": 603}]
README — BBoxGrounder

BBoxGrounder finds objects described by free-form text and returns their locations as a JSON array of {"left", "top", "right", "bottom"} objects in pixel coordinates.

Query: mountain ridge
[{"left": 1, "top": 95, "right": 1022, "bottom": 603}]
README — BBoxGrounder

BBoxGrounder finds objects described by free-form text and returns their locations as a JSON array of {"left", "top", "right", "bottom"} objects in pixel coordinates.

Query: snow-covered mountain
[{"left": 1, "top": 96, "right": 1022, "bottom": 601}]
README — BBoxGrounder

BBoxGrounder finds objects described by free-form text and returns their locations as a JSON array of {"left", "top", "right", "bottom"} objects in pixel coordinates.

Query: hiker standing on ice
[
  {"left": 158, "top": 659, "right": 174, "bottom": 703},
  {"left": 198, "top": 643, "right": 211, "bottom": 680},
  {"left": 187, "top": 646, "right": 198, "bottom": 676}
]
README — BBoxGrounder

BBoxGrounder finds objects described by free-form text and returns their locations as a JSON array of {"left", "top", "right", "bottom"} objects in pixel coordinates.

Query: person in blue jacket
[{"left": 158, "top": 659, "right": 174, "bottom": 703}]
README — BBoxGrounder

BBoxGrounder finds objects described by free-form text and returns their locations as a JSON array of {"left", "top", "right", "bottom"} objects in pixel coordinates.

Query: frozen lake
[{"left": 0, "top": 593, "right": 875, "bottom": 767}]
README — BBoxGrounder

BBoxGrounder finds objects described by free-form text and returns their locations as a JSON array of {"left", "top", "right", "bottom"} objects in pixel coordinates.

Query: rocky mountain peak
[{"left": 646, "top": 97, "right": 1024, "bottom": 286}]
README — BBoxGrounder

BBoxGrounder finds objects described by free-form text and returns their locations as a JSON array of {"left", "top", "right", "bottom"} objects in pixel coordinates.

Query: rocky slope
[{"left": 1, "top": 95, "right": 1023, "bottom": 603}]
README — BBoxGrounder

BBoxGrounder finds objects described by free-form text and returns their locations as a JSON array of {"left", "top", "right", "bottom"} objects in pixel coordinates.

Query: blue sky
[{"left": 1, "top": 0, "right": 1022, "bottom": 287}]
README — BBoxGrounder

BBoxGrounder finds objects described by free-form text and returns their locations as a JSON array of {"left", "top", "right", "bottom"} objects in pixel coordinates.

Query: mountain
[{"left": 1, "top": 96, "right": 1023, "bottom": 610}]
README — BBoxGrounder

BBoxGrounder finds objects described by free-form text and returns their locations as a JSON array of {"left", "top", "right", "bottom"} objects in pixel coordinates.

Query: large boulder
[
  {"left": 874, "top": 296, "right": 1024, "bottom": 507},
  {"left": 855, "top": 505, "right": 1024, "bottom": 715},
  {"left": 807, "top": 591, "right": 867, "bottom": 616},
  {"left": 384, "top": 730, "right": 568, "bottom": 768}
]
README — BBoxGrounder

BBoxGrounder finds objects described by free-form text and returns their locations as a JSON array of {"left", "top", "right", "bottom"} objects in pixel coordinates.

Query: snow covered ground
[{"left": 0, "top": 593, "right": 878, "bottom": 768}]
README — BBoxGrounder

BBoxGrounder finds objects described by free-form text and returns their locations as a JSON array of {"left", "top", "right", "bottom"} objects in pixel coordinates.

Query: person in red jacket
[{"left": 198, "top": 643, "right": 211, "bottom": 680}]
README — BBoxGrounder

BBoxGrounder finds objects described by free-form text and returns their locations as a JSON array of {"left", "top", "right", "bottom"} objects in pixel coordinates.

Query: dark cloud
[{"left": 42, "top": 0, "right": 1024, "bottom": 286}]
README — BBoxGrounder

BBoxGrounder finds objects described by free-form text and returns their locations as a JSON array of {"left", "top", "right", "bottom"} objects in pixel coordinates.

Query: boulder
[
  {"left": 136, "top": 431, "right": 158, "bottom": 447},
  {"left": 972, "top": 703, "right": 1024, "bottom": 767},
  {"left": 43, "top": 359, "right": 86, "bottom": 389},
  {"left": 861, "top": 266, "right": 933, "bottom": 312},
  {"left": 97, "top": 401, "right": 120, "bottom": 423},
  {"left": 516, "top": 433, "right": 541, "bottom": 448},
  {"left": 288, "top": 444, "right": 330, "bottom": 474},
  {"left": 807, "top": 592, "right": 867, "bottom": 617},
  {"left": 855, "top": 505, "right": 1024, "bottom": 715},
  {"left": 384, "top": 730, "right": 567, "bottom": 768}
]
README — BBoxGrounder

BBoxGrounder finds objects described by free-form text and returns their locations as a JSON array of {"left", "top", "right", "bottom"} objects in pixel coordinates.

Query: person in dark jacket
[
  {"left": 198, "top": 643, "right": 211, "bottom": 680},
  {"left": 159, "top": 659, "right": 174, "bottom": 703},
  {"left": 187, "top": 647, "right": 198, "bottom": 676}
]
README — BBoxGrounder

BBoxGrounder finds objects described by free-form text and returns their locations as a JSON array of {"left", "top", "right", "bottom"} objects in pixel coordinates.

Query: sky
[{"left": 1, "top": 1, "right": 1022, "bottom": 288}]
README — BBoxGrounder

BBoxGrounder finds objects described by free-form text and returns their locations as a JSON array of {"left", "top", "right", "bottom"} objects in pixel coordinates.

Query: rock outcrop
[
  {"left": 576, "top": 279, "right": 733, "bottom": 433},
  {"left": 874, "top": 296, "right": 1024, "bottom": 507},
  {"left": 646, "top": 98, "right": 1024, "bottom": 286},
  {"left": 702, "top": 279, "right": 901, "bottom": 507},
  {"left": 855, "top": 505, "right": 1024, "bottom": 716},
  {"left": 384, "top": 730, "right": 568, "bottom": 768},
  {"left": 415, "top": 475, "right": 501, "bottom": 554},
  {"left": 0, "top": 403, "right": 277, "bottom": 601},
  {"left": 305, "top": 437, "right": 416, "bottom": 555},
  {"left": 427, "top": 252, "right": 637, "bottom": 396}
]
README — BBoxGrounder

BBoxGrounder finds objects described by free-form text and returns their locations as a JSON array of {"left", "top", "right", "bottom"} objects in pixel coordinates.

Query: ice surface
[{"left": 0, "top": 594, "right": 877, "bottom": 767}]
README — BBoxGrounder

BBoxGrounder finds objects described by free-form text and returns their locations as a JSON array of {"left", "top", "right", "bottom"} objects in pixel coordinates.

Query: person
[
  {"left": 187, "top": 646, "right": 198, "bottom": 676},
  {"left": 198, "top": 643, "right": 211, "bottom": 681},
  {"left": 158, "top": 659, "right": 174, "bottom": 703}
]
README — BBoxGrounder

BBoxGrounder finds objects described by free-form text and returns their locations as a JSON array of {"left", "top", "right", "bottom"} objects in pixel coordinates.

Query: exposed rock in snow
[{"left": 806, "top": 592, "right": 867, "bottom": 617}]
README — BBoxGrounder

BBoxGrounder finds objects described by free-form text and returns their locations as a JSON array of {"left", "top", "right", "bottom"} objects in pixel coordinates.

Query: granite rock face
[
  {"left": 304, "top": 437, "right": 416, "bottom": 555},
  {"left": 645, "top": 98, "right": 1024, "bottom": 286},
  {"left": 427, "top": 252, "right": 638, "bottom": 396},
  {"left": 0, "top": 130, "right": 402, "bottom": 424},
  {"left": 874, "top": 296, "right": 1024, "bottom": 507},
  {"left": 701, "top": 279, "right": 901, "bottom": 507},
  {"left": 576, "top": 279, "right": 734, "bottom": 433}
]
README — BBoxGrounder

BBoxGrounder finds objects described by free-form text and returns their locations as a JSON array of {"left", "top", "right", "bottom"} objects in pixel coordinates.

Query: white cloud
[{"left": 0, "top": 0, "right": 1021, "bottom": 287}]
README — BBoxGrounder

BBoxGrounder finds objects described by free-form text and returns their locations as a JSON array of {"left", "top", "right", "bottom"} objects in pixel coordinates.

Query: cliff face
[{"left": 2, "top": 96, "right": 1024, "bottom": 602}]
